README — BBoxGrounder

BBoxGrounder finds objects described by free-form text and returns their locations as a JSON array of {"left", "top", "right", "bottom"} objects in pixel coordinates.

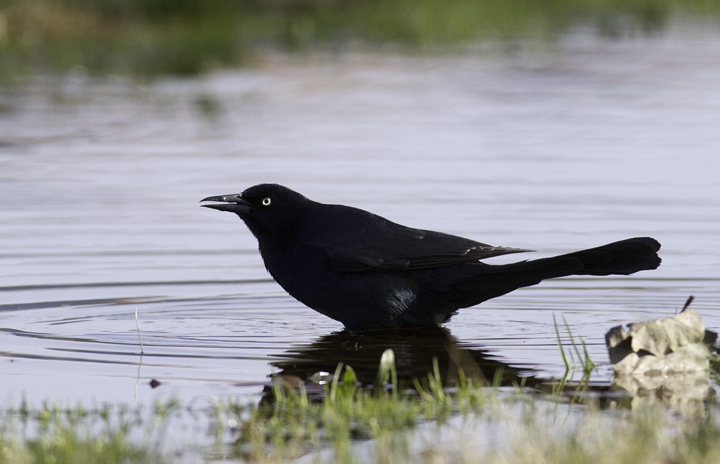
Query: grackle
[{"left": 202, "top": 184, "right": 661, "bottom": 331}]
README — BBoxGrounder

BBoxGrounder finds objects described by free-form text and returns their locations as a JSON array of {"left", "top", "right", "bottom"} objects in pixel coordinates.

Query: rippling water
[{"left": 1, "top": 28, "right": 719, "bottom": 406}]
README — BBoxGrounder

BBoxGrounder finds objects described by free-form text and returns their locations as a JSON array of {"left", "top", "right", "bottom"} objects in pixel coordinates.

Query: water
[{"left": 1, "top": 28, "right": 720, "bottom": 407}]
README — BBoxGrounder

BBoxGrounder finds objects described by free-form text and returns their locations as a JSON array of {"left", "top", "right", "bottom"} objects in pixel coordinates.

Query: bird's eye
[{"left": 262, "top": 197, "right": 272, "bottom": 206}]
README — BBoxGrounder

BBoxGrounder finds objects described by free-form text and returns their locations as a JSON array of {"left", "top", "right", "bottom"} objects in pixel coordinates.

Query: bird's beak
[{"left": 200, "top": 194, "right": 255, "bottom": 215}]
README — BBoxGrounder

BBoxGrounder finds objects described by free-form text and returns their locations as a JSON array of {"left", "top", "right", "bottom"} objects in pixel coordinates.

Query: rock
[{"left": 605, "top": 308, "right": 715, "bottom": 414}]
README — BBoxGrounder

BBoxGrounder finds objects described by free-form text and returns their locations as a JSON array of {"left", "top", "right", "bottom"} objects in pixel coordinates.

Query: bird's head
[{"left": 201, "top": 183, "right": 309, "bottom": 239}]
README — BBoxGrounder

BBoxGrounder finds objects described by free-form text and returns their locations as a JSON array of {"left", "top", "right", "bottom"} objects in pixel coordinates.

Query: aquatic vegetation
[
  {"left": 3, "top": 347, "right": 720, "bottom": 463},
  {"left": 0, "top": 401, "right": 162, "bottom": 464},
  {"left": 3, "top": 386, "right": 720, "bottom": 463}
]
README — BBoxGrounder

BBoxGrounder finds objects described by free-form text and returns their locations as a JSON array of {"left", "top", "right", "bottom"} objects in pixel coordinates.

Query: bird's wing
[{"left": 307, "top": 208, "right": 532, "bottom": 272}]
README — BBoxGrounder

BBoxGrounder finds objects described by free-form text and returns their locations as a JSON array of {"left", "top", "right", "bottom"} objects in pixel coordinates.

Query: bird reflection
[
  {"left": 266, "top": 326, "right": 540, "bottom": 394},
  {"left": 260, "top": 325, "right": 714, "bottom": 413}
]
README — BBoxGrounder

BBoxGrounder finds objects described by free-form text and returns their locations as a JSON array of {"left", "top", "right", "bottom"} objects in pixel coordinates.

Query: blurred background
[
  {"left": 1, "top": 0, "right": 719, "bottom": 405},
  {"left": 1, "top": 0, "right": 719, "bottom": 77}
]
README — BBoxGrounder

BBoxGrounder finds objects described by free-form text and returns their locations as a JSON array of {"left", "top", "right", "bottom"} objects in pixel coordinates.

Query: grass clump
[
  {"left": 214, "top": 352, "right": 494, "bottom": 462},
  {"left": 0, "top": 401, "right": 164, "bottom": 464},
  {"left": 449, "top": 409, "right": 720, "bottom": 464}
]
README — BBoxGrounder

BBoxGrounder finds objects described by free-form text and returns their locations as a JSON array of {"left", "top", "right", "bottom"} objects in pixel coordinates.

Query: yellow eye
[{"left": 262, "top": 197, "right": 272, "bottom": 206}]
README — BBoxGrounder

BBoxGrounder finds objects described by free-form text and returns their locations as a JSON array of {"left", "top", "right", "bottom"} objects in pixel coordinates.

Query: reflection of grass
[{"left": 1, "top": 0, "right": 719, "bottom": 78}]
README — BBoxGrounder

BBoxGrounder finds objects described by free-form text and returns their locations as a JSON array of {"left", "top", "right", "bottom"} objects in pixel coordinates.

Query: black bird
[{"left": 201, "top": 184, "right": 661, "bottom": 331}]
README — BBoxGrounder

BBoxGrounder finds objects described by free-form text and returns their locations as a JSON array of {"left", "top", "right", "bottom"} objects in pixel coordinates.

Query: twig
[
  {"left": 134, "top": 306, "right": 144, "bottom": 400},
  {"left": 135, "top": 306, "right": 144, "bottom": 355},
  {"left": 681, "top": 295, "right": 695, "bottom": 313},
  {"left": 135, "top": 351, "right": 144, "bottom": 400}
]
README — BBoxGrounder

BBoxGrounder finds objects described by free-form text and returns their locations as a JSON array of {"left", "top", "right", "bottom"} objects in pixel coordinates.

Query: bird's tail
[{"left": 454, "top": 237, "right": 661, "bottom": 308}]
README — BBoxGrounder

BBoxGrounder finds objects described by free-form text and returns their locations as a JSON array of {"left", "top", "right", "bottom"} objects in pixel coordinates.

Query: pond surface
[{"left": 1, "top": 27, "right": 720, "bottom": 408}]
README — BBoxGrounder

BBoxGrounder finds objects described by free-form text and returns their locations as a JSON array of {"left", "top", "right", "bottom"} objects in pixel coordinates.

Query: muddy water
[{"left": 1, "top": 28, "right": 720, "bottom": 406}]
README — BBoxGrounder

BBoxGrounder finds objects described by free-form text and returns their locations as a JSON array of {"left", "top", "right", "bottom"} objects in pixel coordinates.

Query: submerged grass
[{"left": 1, "top": 0, "right": 720, "bottom": 79}]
